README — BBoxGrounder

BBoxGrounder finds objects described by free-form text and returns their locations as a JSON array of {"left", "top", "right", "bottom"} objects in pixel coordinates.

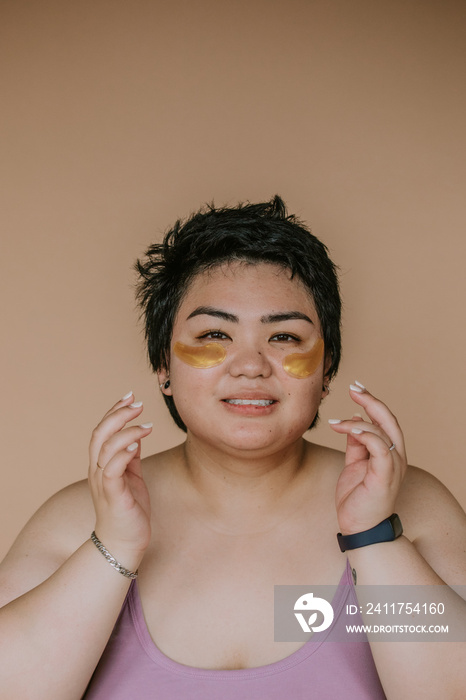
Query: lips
[
  {"left": 221, "top": 393, "right": 278, "bottom": 414},
  {"left": 221, "top": 391, "right": 277, "bottom": 404},
  {"left": 224, "top": 399, "right": 274, "bottom": 406}
]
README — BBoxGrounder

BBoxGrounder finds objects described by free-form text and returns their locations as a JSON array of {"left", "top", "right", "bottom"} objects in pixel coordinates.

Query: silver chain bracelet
[{"left": 90, "top": 531, "right": 139, "bottom": 579}]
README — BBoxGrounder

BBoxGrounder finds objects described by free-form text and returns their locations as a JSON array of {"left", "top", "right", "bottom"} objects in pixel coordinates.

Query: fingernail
[
  {"left": 127, "top": 442, "right": 138, "bottom": 451},
  {"left": 352, "top": 412, "right": 363, "bottom": 419},
  {"left": 328, "top": 419, "right": 342, "bottom": 424},
  {"left": 129, "top": 401, "right": 143, "bottom": 408},
  {"left": 139, "top": 422, "right": 153, "bottom": 429},
  {"left": 350, "top": 384, "right": 364, "bottom": 393},
  {"left": 351, "top": 428, "right": 363, "bottom": 434},
  {"left": 121, "top": 391, "right": 133, "bottom": 400},
  {"left": 354, "top": 380, "right": 366, "bottom": 390}
]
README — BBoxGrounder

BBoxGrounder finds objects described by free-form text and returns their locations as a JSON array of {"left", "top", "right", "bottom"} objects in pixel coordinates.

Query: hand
[
  {"left": 88, "top": 392, "right": 153, "bottom": 566},
  {"left": 329, "top": 382, "right": 407, "bottom": 536}
]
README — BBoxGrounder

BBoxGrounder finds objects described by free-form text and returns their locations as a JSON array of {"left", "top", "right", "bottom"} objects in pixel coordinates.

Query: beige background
[{"left": 1, "top": 0, "right": 465, "bottom": 561}]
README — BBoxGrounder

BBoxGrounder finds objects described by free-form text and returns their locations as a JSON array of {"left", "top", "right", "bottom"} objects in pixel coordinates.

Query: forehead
[{"left": 177, "top": 261, "right": 317, "bottom": 318}]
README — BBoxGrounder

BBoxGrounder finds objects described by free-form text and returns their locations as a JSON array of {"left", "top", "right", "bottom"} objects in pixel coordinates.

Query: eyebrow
[
  {"left": 186, "top": 306, "right": 314, "bottom": 325},
  {"left": 261, "top": 311, "right": 314, "bottom": 325}
]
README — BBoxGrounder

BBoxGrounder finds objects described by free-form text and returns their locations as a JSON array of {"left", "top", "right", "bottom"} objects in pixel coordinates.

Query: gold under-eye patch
[
  {"left": 283, "top": 338, "right": 325, "bottom": 378},
  {"left": 173, "top": 341, "right": 227, "bottom": 368}
]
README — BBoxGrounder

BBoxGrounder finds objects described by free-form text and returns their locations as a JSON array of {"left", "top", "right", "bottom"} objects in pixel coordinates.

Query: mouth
[
  {"left": 221, "top": 397, "right": 278, "bottom": 415},
  {"left": 223, "top": 399, "right": 275, "bottom": 406}
]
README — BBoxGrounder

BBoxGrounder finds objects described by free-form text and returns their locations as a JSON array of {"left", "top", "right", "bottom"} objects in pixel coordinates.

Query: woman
[{"left": 1, "top": 197, "right": 465, "bottom": 699}]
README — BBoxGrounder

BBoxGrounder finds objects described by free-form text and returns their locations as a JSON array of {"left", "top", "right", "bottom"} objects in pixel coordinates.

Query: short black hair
[{"left": 135, "top": 195, "right": 341, "bottom": 432}]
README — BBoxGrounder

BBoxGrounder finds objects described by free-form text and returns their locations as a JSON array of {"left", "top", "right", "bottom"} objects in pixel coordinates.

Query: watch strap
[{"left": 337, "top": 513, "right": 403, "bottom": 553}]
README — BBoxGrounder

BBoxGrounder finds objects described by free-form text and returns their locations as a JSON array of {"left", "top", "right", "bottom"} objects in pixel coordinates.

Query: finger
[
  {"left": 348, "top": 382, "right": 406, "bottom": 456},
  {"left": 95, "top": 423, "right": 152, "bottom": 476},
  {"left": 346, "top": 413, "right": 371, "bottom": 464},
  {"left": 100, "top": 441, "right": 141, "bottom": 501},
  {"left": 106, "top": 438, "right": 141, "bottom": 476},
  {"left": 100, "top": 391, "right": 135, "bottom": 420},
  {"left": 89, "top": 401, "right": 145, "bottom": 472},
  {"left": 329, "top": 418, "right": 392, "bottom": 447},
  {"left": 349, "top": 429, "right": 405, "bottom": 483},
  {"left": 329, "top": 414, "right": 371, "bottom": 463}
]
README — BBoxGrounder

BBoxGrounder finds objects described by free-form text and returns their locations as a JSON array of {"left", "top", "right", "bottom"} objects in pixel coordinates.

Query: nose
[{"left": 228, "top": 342, "right": 273, "bottom": 379}]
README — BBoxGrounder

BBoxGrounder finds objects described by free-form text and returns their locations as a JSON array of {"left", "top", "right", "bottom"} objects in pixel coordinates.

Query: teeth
[{"left": 225, "top": 399, "right": 274, "bottom": 406}]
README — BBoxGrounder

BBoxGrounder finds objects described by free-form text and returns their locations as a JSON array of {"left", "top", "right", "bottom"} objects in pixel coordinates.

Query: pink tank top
[{"left": 84, "top": 561, "right": 386, "bottom": 699}]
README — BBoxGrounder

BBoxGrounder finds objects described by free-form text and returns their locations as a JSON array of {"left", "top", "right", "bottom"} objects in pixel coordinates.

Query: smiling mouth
[{"left": 223, "top": 399, "right": 276, "bottom": 406}]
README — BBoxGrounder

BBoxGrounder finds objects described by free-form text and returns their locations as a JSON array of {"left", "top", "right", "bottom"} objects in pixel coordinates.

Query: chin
[{"left": 202, "top": 422, "right": 306, "bottom": 455}]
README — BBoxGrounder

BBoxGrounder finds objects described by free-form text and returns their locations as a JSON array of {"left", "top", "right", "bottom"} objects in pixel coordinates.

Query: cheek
[
  {"left": 173, "top": 341, "right": 226, "bottom": 368},
  {"left": 282, "top": 338, "right": 325, "bottom": 378}
]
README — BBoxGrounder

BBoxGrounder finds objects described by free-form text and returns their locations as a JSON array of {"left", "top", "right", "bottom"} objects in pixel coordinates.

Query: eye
[
  {"left": 197, "top": 330, "right": 230, "bottom": 340},
  {"left": 270, "top": 333, "right": 301, "bottom": 342}
]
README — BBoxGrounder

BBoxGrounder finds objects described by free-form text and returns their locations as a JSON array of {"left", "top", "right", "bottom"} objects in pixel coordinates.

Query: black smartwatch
[{"left": 337, "top": 514, "right": 403, "bottom": 553}]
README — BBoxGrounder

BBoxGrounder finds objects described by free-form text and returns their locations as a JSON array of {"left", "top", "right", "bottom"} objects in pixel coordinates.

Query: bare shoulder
[
  {"left": 302, "top": 444, "right": 466, "bottom": 583},
  {"left": 308, "top": 440, "right": 346, "bottom": 464},
  {"left": 396, "top": 466, "right": 466, "bottom": 584},
  {"left": 140, "top": 443, "right": 186, "bottom": 491},
  {"left": 303, "top": 439, "right": 346, "bottom": 482},
  {"left": 0, "top": 480, "right": 95, "bottom": 605},
  {"left": 397, "top": 466, "right": 466, "bottom": 535}
]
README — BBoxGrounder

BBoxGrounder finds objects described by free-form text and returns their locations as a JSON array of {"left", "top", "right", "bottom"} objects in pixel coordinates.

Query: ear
[
  {"left": 321, "top": 354, "right": 332, "bottom": 399},
  {"left": 157, "top": 369, "right": 172, "bottom": 396},
  {"left": 320, "top": 382, "right": 330, "bottom": 400}
]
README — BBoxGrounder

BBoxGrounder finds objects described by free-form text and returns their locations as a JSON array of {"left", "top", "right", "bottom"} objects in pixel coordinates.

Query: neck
[{"left": 179, "top": 434, "right": 311, "bottom": 534}]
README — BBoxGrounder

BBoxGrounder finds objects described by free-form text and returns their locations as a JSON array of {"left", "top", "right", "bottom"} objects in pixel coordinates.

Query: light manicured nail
[
  {"left": 129, "top": 401, "right": 143, "bottom": 408},
  {"left": 350, "top": 384, "right": 364, "bottom": 393},
  {"left": 352, "top": 412, "right": 363, "bottom": 419},
  {"left": 328, "top": 419, "right": 342, "bottom": 424},
  {"left": 121, "top": 391, "right": 133, "bottom": 400},
  {"left": 139, "top": 422, "right": 153, "bottom": 429},
  {"left": 351, "top": 428, "right": 363, "bottom": 434},
  {"left": 354, "top": 380, "right": 366, "bottom": 390},
  {"left": 127, "top": 442, "right": 138, "bottom": 451}
]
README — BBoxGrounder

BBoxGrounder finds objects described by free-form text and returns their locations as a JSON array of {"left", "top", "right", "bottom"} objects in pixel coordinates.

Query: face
[{"left": 160, "top": 262, "right": 328, "bottom": 457}]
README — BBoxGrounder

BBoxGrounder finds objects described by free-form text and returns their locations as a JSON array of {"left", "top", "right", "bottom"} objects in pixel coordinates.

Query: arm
[
  {"left": 0, "top": 392, "right": 153, "bottom": 700},
  {"left": 329, "top": 384, "right": 466, "bottom": 700}
]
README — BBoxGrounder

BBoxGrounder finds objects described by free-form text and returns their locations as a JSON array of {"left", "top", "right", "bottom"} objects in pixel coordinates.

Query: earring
[{"left": 323, "top": 384, "right": 330, "bottom": 393}]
